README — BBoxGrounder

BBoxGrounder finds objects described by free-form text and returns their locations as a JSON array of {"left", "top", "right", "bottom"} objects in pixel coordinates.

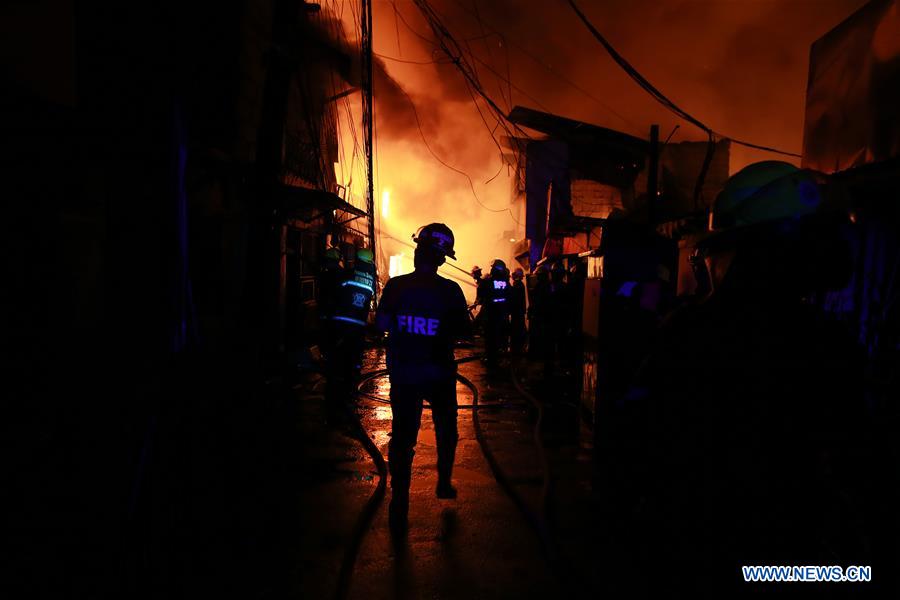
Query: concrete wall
[{"left": 570, "top": 179, "right": 623, "bottom": 219}]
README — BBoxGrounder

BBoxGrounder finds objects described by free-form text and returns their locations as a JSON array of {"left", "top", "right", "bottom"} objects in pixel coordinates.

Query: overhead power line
[
  {"left": 382, "top": 0, "right": 525, "bottom": 225},
  {"left": 393, "top": 76, "right": 522, "bottom": 224},
  {"left": 407, "top": 0, "right": 569, "bottom": 163},
  {"left": 564, "top": 0, "right": 802, "bottom": 159},
  {"left": 374, "top": 51, "right": 450, "bottom": 65},
  {"left": 412, "top": 0, "right": 518, "bottom": 136},
  {"left": 444, "top": 0, "right": 638, "bottom": 133}
]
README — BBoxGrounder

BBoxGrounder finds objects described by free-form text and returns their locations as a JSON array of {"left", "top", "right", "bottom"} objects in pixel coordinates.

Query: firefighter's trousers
[{"left": 387, "top": 377, "right": 458, "bottom": 490}]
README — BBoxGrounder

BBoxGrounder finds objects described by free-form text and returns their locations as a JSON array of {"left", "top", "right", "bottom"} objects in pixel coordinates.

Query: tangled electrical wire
[
  {"left": 411, "top": 0, "right": 524, "bottom": 148},
  {"left": 564, "top": 0, "right": 802, "bottom": 159},
  {"left": 401, "top": 0, "right": 803, "bottom": 215}
]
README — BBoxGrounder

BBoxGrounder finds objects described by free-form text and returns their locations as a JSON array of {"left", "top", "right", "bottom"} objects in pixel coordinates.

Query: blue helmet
[{"left": 412, "top": 223, "right": 456, "bottom": 259}]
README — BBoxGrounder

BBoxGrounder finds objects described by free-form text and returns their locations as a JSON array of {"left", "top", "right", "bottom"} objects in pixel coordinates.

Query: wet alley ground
[{"left": 291, "top": 343, "right": 608, "bottom": 599}]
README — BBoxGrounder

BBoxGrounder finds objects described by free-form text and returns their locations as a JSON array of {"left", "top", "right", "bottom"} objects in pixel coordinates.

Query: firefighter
[
  {"left": 527, "top": 263, "right": 550, "bottom": 360},
  {"left": 688, "top": 248, "right": 711, "bottom": 299},
  {"left": 611, "top": 162, "right": 879, "bottom": 596},
  {"left": 375, "top": 223, "right": 471, "bottom": 532},
  {"left": 483, "top": 258, "right": 511, "bottom": 368},
  {"left": 510, "top": 267, "right": 527, "bottom": 354},
  {"left": 543, "top": 260, "right": 570, "bottom": 376},
  {"left": 324, "top": 246, "right": 375, "bottom": 428},
  {"left": 470, "top": 265, "right": 487, "bottom": 334},
  {"left": 471, "top": 264, "right": 483, "bottom": 286},
  {"left": 319, "top": 246, "right": 344, "bottom": 322}
]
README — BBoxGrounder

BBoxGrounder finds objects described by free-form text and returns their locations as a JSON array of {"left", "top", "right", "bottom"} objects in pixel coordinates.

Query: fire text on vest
[{"left": 397, "top": 315, "right": 440, "bottom": 336}]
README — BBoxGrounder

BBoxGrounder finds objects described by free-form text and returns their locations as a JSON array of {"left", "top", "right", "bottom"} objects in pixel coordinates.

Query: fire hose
[{"left": 333, "top": 355, "right": 590, "bottom": 599}]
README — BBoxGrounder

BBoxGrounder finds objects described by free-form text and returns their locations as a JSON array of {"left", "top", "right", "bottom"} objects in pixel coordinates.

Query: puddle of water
[
  {"left": 371, "top": 405, "right": 393, "bottom": 421},
  {"left": 372, "top": 429, "right": 391, "bottom": 450},
  {"left": 362, "top": 347, "right": 387, "bottom": 371},
  {"left": 373, "top": 377, "right": 391, "bottom": 397}
]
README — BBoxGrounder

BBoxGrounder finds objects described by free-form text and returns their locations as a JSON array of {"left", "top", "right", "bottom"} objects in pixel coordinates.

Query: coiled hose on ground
[
  {"left": 333, "top": 355, "right": 589, "bottom": 599},
  {"left": 508, "top": 361, "right": 553, "bottom": 530},
  {"left": 333, "top": 370, "right": 389, "bottom": 600}
]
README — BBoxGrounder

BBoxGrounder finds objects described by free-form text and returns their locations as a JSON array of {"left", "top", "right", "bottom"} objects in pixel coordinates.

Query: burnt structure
[
  {"left": 507, "top": 106, "right": 729, "bottom": 282},
  {"left": 802, "top": 0, "right": 900, "bottom": 400},
  {"left": 507, "top": 106, "right": 647, "bottom": 266}
]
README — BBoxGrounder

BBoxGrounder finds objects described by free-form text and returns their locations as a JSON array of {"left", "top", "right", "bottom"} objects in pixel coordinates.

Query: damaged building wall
[
  {"left": 514, "top": 109, "right": 731, "bottom": 267},
  {"left": 800, "top": 0, "right": 900, "bottom": 376},
  {"left": 803, "top": 0, "right": 900, "bottom": 172},
  {"left": 571, "top": 180, "right": 624, "bottom": 219}
]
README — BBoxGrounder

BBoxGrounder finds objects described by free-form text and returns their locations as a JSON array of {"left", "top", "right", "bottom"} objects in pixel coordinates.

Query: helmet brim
[
  {"left": 412, "top": 236, "right": 456, "bottom": 259},
  {"left": 412, "top": 223, "right": 457, "bottom": 259}
]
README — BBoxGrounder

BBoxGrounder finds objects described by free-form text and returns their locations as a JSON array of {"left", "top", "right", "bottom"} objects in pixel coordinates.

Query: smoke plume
[{"left": 336, "top": 0, "right": 869, "bottom": 297}]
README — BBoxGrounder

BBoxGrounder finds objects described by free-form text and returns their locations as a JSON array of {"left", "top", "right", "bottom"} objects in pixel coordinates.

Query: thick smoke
[{"left": 339, "top": 0, "right": 869, "bottom": 297}]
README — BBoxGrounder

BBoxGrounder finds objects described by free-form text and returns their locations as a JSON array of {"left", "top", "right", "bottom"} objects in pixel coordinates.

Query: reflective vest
[
  {"left": 332, "top": 268, "right": 375, "bottom": 327},
  {"left": 488, "top": 277, "right": 510, "bottom": 305}
]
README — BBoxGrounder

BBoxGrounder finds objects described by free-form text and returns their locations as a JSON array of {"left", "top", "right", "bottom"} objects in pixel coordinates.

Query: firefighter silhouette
[
  {"left": 510, "top": 267, "right": 527, "bottom": 354},
  {"left": 527, "top": 263, "right": 551, "bottom": 360},
  {"left": 483, "top": 258, "right": 511, "bottom": 368},
  {"left": 542, "top": 260, "right": 571, "bottom": 376},
  {"left": 324, "top": 246, "right": 375, "bottom": 428},
  {"left": 469, "top": 264, "right": 488, "bottom": 334},
  {"left": 375, "top": 223, "right": 471, "bottom": 533},
  {"left": 319, "top": 246, "right": 344, "bottom": 322}
]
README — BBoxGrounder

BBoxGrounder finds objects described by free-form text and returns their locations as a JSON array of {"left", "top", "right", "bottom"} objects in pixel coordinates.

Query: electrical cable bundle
[
  {"left": 564, "top": 0, "right": 802, "bottom": 159},
  {"left": 399, "top": 0, "right": 803, "bottom": 215}
]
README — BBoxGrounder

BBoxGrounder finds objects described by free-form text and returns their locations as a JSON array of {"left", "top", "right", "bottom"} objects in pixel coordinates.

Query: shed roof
[{"left": 507, "top": 106, "right": 648, "bottom": 159}]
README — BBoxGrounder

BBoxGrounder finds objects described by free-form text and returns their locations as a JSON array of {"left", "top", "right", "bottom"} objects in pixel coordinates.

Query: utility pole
[
  {"left": 361, "top": 0, "right": 378, "bottom": 289},
  {"left": 647, "top": 124, "right": 659, "bottom": 226}
]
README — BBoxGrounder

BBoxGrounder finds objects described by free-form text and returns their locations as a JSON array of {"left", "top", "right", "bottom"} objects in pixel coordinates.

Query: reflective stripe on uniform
[
  {"left": 342, "top": 280, "right": 375, "bottom": 293},
  {"left": 332, "top": 315, "right": 367, "bottom": 326}
]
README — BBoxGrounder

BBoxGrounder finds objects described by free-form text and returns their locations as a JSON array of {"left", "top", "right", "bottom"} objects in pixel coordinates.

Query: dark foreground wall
[{"left": 2, "top": 2, "right": 307, "bottom": 597}]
